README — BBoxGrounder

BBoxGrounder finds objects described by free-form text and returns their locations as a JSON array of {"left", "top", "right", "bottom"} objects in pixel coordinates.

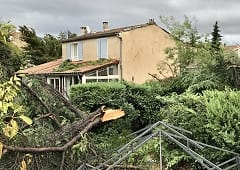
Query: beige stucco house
[
  {"left": 226, "top": 45, "right": 240, "bottom": 57},
  {"left": 19, "top": 19, "right": 174, "bottom": 95},
  {"left": 10, "top": 32, "right": 26, "bottom": 48}
]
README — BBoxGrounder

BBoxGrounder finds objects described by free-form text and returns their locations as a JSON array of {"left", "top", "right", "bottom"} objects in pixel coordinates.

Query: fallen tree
[
  {"left": 3, "top": 106, "right": 125, "bottom": 153},
  {"left": 0, "top": 78, "right": 125, "bottom": 170}
]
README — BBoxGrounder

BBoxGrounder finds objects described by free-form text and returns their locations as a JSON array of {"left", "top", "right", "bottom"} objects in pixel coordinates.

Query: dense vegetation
[
  {"left": 1, "top": 16, "right": 240, "bottom": 169},
  {"left": 19, "top": 25, "right": 62, "bottom": 65},
  {"left": 0, "top": 20, "right": 23, "bottom": 81}
]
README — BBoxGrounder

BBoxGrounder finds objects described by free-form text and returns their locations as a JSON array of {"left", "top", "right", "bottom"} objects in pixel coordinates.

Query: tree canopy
[
  {"left": 211, "top": 21, "right": 222, "bottom": 52},
  {"left": 1, "top": 16, "right": 240, "bottom": 170},
  {"left": 19, "top": 25, "right": 62, "bottom": 65},
  {"left": 159, "top": 16, "right": 239, "bottom": 86},
  {"left": 0, "top": 20, "right": 16, "bottom": 43},
  {"left": 0, "top": 20, "right": 22, "bottom": 81}
]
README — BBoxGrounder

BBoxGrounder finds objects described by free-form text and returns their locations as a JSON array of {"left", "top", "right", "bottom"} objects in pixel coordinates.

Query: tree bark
[
  {"left": 20, "top": 80, "right": 61, "bottom": 128},
  {"left": 40, "top": 80, "right": 87, "bottom": 119},
  {"left": 21, "top": 80, "right": 50, "bottom": 113},
  {"left": 3, "top": 107, "right": 103, "bottom": 153}
]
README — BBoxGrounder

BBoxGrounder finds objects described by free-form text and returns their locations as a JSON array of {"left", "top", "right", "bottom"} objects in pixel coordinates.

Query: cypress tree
[{"left": 211, "top": 21, "right": 222, "bottom": 51}]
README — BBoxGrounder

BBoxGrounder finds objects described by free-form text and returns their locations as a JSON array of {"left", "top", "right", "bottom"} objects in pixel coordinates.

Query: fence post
[{"left": 159, "top": 131, "right": 163, "bottom": 170}]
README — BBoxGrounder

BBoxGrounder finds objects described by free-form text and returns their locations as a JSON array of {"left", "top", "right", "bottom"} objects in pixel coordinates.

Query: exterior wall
[
  {"left": 62, "top": 43, "right": 67, "bottom": 60},
  {"left": 121, "top": 25, "right": 175, "bottom": 83},
  {"left": 62, "top": 36, "right": 121, "bottom": 61},
  {"left": 10, "top": 32, "right": 27, "bottom": 49},
  {"left": 83, "top": 39, "right": 97, "bottom": 61},
  {"left": 108, "top": 36, "right": 121, "bottom": 59}
]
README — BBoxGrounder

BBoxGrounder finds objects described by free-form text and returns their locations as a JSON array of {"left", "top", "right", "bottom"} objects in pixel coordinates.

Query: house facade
[
  {"left": 19, "top": 19, "right": 175, "bottom": 95},
  {"left": 227, "top": 45, "right": 240, "bottom": 57}
]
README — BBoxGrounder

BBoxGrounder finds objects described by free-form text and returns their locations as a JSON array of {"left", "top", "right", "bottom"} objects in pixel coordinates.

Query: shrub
[{"left": 70, "top": 82, "right": 165, "bottom": 130}]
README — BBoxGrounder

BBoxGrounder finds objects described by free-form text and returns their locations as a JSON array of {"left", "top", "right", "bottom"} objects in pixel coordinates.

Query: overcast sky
[{"left": 0, "top": 0, "right": 239, "bottom": 44}]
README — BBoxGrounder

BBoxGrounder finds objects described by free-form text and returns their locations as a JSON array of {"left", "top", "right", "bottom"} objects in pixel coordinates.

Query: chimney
[
  {"left": 80, "top": 26, "right": 87, "bottom": 35},
  {"left": 103, "top": 21, "right": 109, "bottom": 31},
  {"left": 148, "top": 18, "right": 155, "bottom": 24}
]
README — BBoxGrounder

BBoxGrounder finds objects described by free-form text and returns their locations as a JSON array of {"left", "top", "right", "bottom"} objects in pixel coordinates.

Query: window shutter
[
  {"left": 97, "top": 39, "right": 101, "bottom": 59},
  {"left": 78, "top": 42, "right": 83, "bottom": 60},
  {"left": 101, "top": 38, "right": 108, "bottom": 58},
  {"left": 67, "top": 43, "right": 71, "bottom": 60}
]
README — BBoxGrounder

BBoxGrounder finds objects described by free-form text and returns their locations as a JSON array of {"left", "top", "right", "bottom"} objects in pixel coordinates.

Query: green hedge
[
  {"left": 69, "top": 81, "right": 240, "bottom": 168},
  {"left": 70, "top": 82, "right": 126, "bottom": 112},
  {"left": 70, "top": 82, "right": 165, "bottom": 130}
]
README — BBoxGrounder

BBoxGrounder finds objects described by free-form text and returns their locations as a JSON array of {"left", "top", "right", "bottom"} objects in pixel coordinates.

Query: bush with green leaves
[
  {"left": 70, "top": 82, "right": 166, "bottom": 130},
  {"left": 158, "top": 89, "right": 240, "bottom": 168}
]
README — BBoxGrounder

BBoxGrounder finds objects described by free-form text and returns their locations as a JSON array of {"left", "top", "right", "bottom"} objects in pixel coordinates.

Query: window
[
  {"left": 83, "top": 65, "right": 119, "bottom": 83},
  {"left": 109, "top": 65, "right": 118, "bottom": 75},
  {"left": 97, "top": 38, "right": 108, "bottom": 59},
  {"left": 85, "top": 71, "right": 97, "bottom": 77},
  {"left": 67, "top": 42, "right": 83, "bottom": 61},
  {"left": 48, "top": 78, "right": 61, "bottom": 91},
  {"left": 71, "top": 43, "right": 78, "bottom": 60},
  {"left": 70, "top": 76, "right": 80, "bottom": 85},
  {"left": 98, "top": 68, "right": 108, "bottom": 76}
]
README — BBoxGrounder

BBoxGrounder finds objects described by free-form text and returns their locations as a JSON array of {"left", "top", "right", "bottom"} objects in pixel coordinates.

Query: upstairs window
[
  {"left": 71, "top": 43, "right": 78, "bottom": 59},
  {"left": 67, "top": 42, "right": 83, "bottom": 61},
  {"left": 97, "top": 38, "right": 108, "bottom": 59}
]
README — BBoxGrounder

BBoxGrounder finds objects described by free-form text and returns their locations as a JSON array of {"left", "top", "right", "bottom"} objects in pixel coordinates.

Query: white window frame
[
  {"left": 47, "top": 77, "right": 61, "bottom": 91},
  {"left": 97, "top": 38, "right": 108, "bottom": 59},
  {"left": 71, "top": 43, "right": 78, "bottom": 61},
  {"left": 82, "top": 65, "right": 119, "bottom": 83}
]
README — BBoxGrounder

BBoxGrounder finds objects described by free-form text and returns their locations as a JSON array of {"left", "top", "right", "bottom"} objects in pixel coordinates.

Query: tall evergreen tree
[{"left": 211, "top": 21, "right": 222, "bottom": 51}]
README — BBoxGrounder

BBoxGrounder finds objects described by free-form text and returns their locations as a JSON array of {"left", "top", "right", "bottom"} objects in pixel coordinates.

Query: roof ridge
[{"left": 62, "top": 22, "right": 159, "bottom": 43}]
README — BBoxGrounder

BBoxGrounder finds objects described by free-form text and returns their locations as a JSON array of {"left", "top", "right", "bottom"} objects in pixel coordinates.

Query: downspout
[{"left": 116, "top": 33, "right": 123, "bottom": 81}]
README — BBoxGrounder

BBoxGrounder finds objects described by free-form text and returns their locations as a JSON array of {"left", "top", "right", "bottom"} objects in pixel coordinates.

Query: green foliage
[
  {"left": 54, "top": 60, "right": 78, "bottom": 72},
  {"left": 211, "top": 21, "right": 222, "bottom": 52},
  {"left": 158, "top": 89, "right": 240, "bottom": 166},
  {"left": 70, "top": 82, "right": 126, "bottom": 112},
  {"left": 70, "top": 82, "right": 165, "bottom": 130},
  {"left": 58, "top": 30, "right": 77, "bottom": 41},
  {"left": 159, "top": 16, "right": 239, "bottom": 87},
  {"left": 0, "top": 20, "right": 16, "bottom": 43},
  {"left": 0, "top": 42, "right": 22, "bottom": 81},
  {"left": 160, "top": 16, "right": 203, "bottom": 73},
  {"left": 19, "top": 25, "right": 61, "bottom": 65},
  {"left": 54, "top": 58, "right": 111, "bottom": 72},
  {"left": 203, "top": 89, "right": 240, "bottom": 150},
  {"left": 0, "top": 20, "right": 23, "bottom": 81},
  {"left": 0, "top": 76, "right": 32, "bottom": 141}
]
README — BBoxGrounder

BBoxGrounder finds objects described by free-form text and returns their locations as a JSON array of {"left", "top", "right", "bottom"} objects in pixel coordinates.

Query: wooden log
[{"left": 3, "top": 106, "right": 125, "bottom": 153}]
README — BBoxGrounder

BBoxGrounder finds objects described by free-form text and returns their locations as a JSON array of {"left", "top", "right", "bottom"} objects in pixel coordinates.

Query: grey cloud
[{"left": 0, "top": 0, "right": 240, "bottom": 44}]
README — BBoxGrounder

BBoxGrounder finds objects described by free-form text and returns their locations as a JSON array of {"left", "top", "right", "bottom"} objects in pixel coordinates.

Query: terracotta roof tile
[
  {"left": 226, "top": 45, "right": 240, "bottom": 50},
  {"left": 18, "top": 59, "right": 119, "bottom": 75}
]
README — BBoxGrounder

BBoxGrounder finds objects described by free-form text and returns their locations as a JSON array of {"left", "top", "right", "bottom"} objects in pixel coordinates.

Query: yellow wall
[
  {"left": 62, "top": 43, "right": 67, "bottom": 60},
  {"left": 62, "top": 37, "right": 120, "bottom": 61},
  {"left": 61, "top": 24, "right": 175, "bottom": 84},
  {"left": 11, "top": 32, "right": 27, "bottom": 49},
  {"left": 83, "top": 39, "right": 97, "bottom": 61},
  {"left": 120, "top": 24, "right": 175, "bottom": 83},
  {"left": 108, "top": 36, "right": 121, "bottom": 59}
]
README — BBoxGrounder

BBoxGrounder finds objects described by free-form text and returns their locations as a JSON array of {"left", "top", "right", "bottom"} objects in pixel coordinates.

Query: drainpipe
[{"left": 116, "top": 33, "right": 123, "bottom": 81}]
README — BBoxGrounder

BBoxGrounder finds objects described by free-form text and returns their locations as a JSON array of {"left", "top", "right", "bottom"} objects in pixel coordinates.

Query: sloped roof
[
  {"left": 17, "top": 59, "right": 119, "bottom": 76},
  {"left": 62, "top": 22, "right": 168, "bottom": 43},
  {"left": 226, "top": 45, "right": 240, "bottom": 50}
]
